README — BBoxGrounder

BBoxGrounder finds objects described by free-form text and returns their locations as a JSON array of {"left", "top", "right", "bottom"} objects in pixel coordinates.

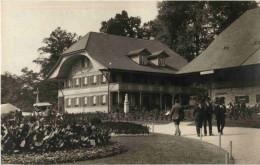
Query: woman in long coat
[{"left": 170, "top": 99, "right": 185, "bottom": 136}]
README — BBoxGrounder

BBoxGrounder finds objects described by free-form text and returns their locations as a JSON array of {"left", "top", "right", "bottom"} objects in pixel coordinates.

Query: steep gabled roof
[
  {"left": 178, "top": 8, "right": 260, "bottom": 74},
  {"left": 60, "top": 32, "right": 188, "bottom": 74}
]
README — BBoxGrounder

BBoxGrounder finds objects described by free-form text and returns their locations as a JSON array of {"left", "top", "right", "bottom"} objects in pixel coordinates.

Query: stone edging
[{"left": 110, "top": 133, "right": 149, "bottom": 137}]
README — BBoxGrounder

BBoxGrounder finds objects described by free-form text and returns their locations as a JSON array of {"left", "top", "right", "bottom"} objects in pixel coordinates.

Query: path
[{"left": 147, "top": 122, "right": 260, "bottom": 164}]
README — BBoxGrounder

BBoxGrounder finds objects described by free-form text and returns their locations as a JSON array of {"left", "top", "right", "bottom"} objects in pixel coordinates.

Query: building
[
  {"left": 178, "top": 8, "right": 260, "bottom": 107},
  {"left": 46, "top": 32, "right": 195, "bottom": 113}
]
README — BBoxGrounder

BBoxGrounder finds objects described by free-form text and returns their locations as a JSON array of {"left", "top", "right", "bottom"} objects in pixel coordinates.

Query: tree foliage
[
  {"left": 154, "top": 1, "right": 257, "bottom": 61},
  {"left": 33, "top": 27, "right": 81, "bottom": 78},
  {"left": 100, "top": 10, "right": 153, "bottom": 39}
]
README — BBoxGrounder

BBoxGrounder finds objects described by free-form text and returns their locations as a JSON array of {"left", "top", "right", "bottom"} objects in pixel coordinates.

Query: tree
[
  {"left": 1, "top": 71, "right": 35, "bottom": 112},
  {"left": 33, "top": 27, "right": 81, "bottom": 78},
  {"left": 155, "top": 1, "right": 258, "bottom": 61},
  {"left": 100, "top": 10, "right": 152, "bottom": 39}
]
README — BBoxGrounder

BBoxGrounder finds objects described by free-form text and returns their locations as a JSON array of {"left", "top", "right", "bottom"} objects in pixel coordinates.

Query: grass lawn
[{"left": 76, "top": 133, "right": 226, "bottom": 164}]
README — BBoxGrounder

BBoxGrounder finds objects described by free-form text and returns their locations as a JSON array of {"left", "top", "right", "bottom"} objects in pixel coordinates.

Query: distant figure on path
[
  {"left": 193, "top": 101, "right": 204, "bottom": 137},
  {"left": 203, "top": 98, "right": 214, "bottom": 136},
  {"left": 214, "top": 101, "right": 227, "bottom": 135},
  {"left": 170, "top": 99, "right": 184, "bottom": 136}
]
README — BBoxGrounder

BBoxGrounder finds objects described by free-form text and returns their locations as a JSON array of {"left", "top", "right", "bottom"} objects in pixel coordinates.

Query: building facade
[
  {"left": 178, "top": 8, "right": 260, "bottom": 107},
  {"left": 46, "top": 32, "right": 194, "bottom": 113}
]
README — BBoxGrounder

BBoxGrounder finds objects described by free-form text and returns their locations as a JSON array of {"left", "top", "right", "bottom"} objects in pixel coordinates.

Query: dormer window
[
  {"left": 140, "top": 55, "right": 147, "bottom": 65},
  {"left": 148, "top": 50, "right": 169, "bottom": 67},
  {"left": 126, "top": 48, "right": 151, "bottom": 65},
  {"left": 158, "top": 58, "right": 165, "bottom": 66}
]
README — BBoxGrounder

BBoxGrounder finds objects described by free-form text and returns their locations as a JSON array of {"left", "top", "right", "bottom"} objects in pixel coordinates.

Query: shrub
[
  {"left": 99, "top": 122, "right": 149, "bottom": 134},
  {"left": 1, "top": 116, "right": 110, "bottom": 154}
]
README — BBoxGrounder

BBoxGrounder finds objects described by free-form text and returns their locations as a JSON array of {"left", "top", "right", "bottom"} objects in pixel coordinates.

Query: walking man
[
  {"left": 214, "top": 101, "right": 227, "bottom": 134},
  {"left": 203, "top": 98, "right": 214, "bottom": 136},
  {"left": 170, "top": 99, "right": 185, "bottom": 136},
  {"left": 193, "top": 101, "right": 204, "bottom": 137}
]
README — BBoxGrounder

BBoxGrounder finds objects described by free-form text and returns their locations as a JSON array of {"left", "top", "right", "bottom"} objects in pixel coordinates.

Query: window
[
  {"left": 102, "top": 95, "right": 107, "bottom": 104},
  {"left": 235, "top": 96, "right": 249, "bottom": 103},
  {"left": 140, "top": 55, "right": 147, "bottom": 65},
  {"left": 84, "top": 97, "right": 88, "bottom": 106},
  {"left": 75, "top": 97, "right": 79, "bottom": 107},
  {"left": 257, "top": 94, "right": 260, "bottom": 103},
  {"left": 75, "top": 78, "right": 80, "bottom": 87},
  {"left": 93, "top": 75, "right": 97, "bottom": 84},
  {"left": 158, "top": 58, "right": 165, "bottom": 66},
  {"left": 83, "top": 58, "right": 91, "bottom": 67},
  {"left": 84, "top": 77, "right": 88, "bottom": 86},
  {"left": 67, "top": 98, "right": 71, "bottom": 107},
  {"left": 102, "top": 75, "right": 107, "bottom": 83},
  {"left": 130, "top": 95, "right": 135, "bottom": 106},
  {"left": 93, "top": 96, "right": 97, "bottom": 105}
]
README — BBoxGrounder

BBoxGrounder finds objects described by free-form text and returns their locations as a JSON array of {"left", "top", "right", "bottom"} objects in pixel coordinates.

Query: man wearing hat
[
  {"left": 203, "top": 98, "right": 214, "bottom": 136},
  {"left": 193, "top": 100, "right": 204, "bottom": 137},
  {"left": 214, "top": 99, "right": 227, "bottom": 134}
]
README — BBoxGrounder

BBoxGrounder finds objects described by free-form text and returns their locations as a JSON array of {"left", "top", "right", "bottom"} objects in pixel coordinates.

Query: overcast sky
[{"left": 1, "top": 1, "right": 158, "bottom": 75}]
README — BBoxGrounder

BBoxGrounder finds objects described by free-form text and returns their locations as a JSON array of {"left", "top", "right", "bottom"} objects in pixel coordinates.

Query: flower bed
[
  {"left": 1, "top": 142, "right": 126, "bottom": 164},
  {"left": 1, "top": 113, "right": 150, "bottom": 155}
]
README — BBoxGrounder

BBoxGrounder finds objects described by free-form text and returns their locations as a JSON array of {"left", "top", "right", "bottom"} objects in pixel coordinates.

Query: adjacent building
[{"left": 178, "top": 8, "right": 260, "bottom": 107}]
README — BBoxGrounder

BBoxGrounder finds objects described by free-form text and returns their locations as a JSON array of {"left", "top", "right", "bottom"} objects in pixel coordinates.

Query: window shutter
[
  {"left": 90, "top": 76, "right": 93, "bottom": 85},
  {"left": 64, "top": 81, "right": 67, "bottom": 88},
  {"left": 71, "top": 79, "right": 74, "bottom": 88},
  {"left": 79, "top": 78, "right": 82, "bottom": 87},
  {"left": 88, "top": 96, "right": 91, "bottom": 107},
  {"left": 96, "top": 96, "right": 99, "bottom": 106},
  {"left": 72, "top": 98, "right": 74, "bottom": 107},
  {"left": 96, "top": 75, "right": 99, "bottom": 85},
  {"left": 90, "top": 96, "right": 93, "bottom": 106},
  {"left": 79, "top": 97, "right": 83, "bottom": 107},
  {"left": 65, "top": 98, "right": 68, "bottom": 107},
  {"left": 81, "top": 77, "right": 84, "bottom": 86}
]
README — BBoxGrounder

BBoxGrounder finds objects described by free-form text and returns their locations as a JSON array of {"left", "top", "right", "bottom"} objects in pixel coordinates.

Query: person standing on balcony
[{"left": 170, "top": 99, "right": 184, "bottom": 136}]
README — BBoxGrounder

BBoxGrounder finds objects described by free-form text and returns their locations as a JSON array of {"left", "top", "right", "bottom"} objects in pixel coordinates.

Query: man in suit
[
  {"left": 193, "top": 101, "right": 204, "bottom": 137},
  {"left": 214, "top": 100, "right": 227, "bottom": 134},
  {"left": 203, "top": 98, "right": 214, "bottom": 136}
]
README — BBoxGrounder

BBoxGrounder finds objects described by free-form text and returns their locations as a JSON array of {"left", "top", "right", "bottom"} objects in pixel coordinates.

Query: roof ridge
[
  {"left": 92, "top": 31, "right": 161, "bottom": 43},
  {"left": 84, "top": 31, "right": 92, "bottom": 50}
]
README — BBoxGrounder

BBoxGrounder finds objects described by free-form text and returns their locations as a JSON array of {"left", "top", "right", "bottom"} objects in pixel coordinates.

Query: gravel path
[{"left": 147, "top": 122, "right": 260, "bottom": 164}]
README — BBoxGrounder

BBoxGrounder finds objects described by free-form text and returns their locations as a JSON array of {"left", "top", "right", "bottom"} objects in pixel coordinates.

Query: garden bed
[{"left": 1, "top": 142, "right": 126, "bottom": 164}]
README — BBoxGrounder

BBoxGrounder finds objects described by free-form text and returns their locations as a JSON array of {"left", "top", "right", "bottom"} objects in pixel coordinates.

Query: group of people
[
  {"left": 170, "top": 98, "right": 227, "bottom": 137},
  {"left": 228, "top": 101, "right": 259, "bottom": 120}
]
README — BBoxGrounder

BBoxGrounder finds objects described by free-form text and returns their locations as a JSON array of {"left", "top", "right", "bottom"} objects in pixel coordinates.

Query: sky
[{"left": 1, "top": 1, "right": 158, "bottom": 75}]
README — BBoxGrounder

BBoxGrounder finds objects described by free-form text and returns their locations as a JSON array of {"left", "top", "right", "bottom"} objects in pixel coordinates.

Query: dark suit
[
  {"left": 203, "top": 103, "right": 213, "bottom": 135},
  {"left": 193, "top": 105, "right": 204, "bottom": 135},
  {"left": 214, "top": 104, "right": 226, "bottom": 133}
]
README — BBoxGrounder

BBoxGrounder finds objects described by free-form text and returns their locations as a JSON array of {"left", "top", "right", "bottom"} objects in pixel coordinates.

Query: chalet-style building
[
  {"left": 178, "top": 8, "right": 260, "bottom": 107},
  {"left": 46, "top": 32, "right": 195, "bottom": 113}
]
